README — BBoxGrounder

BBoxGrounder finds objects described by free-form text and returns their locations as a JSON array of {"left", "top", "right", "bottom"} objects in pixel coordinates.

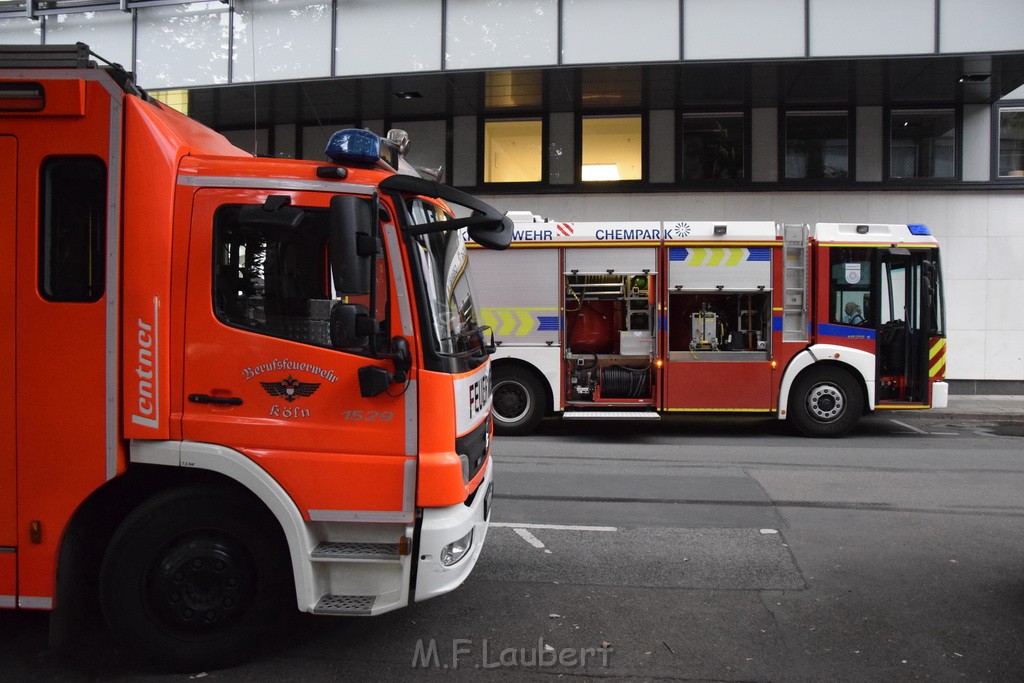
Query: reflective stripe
[
  {"left": 18, "top": 596, "right": 52, "bottom": 609},
  {"left": 929, "top": 338, "right": 947, "bottom": 379},
  {"left": 177, "top": 175, "right": 376, "bottom": 195},
  {"left": 0, "top": 596, "right": 15, "bottom": 608},
  {"left": 308, "top": 509, "right": 414, "bottom": 524}
]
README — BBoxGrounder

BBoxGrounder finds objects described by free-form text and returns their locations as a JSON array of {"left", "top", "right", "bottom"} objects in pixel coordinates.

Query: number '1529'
[{"left": 341, "top": 410, "right": 394, "bottom": 422}]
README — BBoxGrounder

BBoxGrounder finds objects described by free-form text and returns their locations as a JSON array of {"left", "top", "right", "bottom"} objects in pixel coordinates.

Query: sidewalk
[{"left": 924, "top": 394, "right": 1024, "bottom": 421}]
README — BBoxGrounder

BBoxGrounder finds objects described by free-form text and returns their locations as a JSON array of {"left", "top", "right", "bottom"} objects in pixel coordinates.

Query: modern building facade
[{"left": 3, "top": 0, "right": 1024, "bottom": 391}]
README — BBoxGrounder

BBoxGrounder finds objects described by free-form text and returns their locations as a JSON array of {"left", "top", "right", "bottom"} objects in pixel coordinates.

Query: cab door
[
  {"left": 876, "top": 249, "right": 933, "bottom": 403},
  {"left": 181, "top": 189, "right": 415, "bottom": 522},
  {"left": 1, "top": 136, "right": 17, "bottom": 599}
]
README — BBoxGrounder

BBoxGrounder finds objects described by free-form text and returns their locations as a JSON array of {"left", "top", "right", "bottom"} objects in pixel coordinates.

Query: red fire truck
[
  {"left": 471, "top": 212, "right": 947, "bottom": 437},
  {"left": 1, "top": 44, "right": 509, "bottom": 669}
]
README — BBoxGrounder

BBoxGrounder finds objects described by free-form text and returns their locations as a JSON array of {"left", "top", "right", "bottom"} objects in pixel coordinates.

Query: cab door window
[{"left": 212, "top": 203, "right": 381, "bottom": 354}]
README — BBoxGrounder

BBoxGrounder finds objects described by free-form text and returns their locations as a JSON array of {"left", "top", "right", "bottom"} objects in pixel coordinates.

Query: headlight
[{"left": 439, "top": 529, "right": 474, "bottom": 567}]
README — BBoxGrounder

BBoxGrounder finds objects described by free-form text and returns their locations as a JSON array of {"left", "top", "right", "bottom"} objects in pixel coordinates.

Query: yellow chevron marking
[
  {"left": 686, "top": 247, "right": 747, "bottom": 266},
  {"left": 515, "top": 309, "right": 535, "bottom": 336},
  {"left": 480, "top": 307, "right": 558, "bottom": 336},
  {"left": 929, "top": 355, "right": 946, "bottom": 378},
  {"left": 929, "top": 339, "right": 946, "bottom": 360}
]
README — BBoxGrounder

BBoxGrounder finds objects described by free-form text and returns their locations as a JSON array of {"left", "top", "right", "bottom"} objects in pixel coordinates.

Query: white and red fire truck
[
  {"left": 1, "top": 44, "right": 509, "bottom": 669},
  {"left": 471, "top": 212, "right": 947, "bottom": 437}
]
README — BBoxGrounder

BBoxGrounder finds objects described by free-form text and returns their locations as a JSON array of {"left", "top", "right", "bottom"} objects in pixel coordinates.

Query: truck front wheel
[
  {"left": 789, "top": 366, "right": 864, "bottom": 438},
  {"left": 100, "top": 484, "right": 292, "bottom": 671},
  {"left": 492, "top": 366, "right": 544, "bottom": 436}
]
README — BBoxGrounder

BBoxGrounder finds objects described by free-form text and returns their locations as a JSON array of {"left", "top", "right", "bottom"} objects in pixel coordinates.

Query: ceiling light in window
[
  {"left": 392, "top": 91, "right": 423, "bottom": 100},
  {"left": 582, "top": 164, "right": 620, "bottom": 181}
]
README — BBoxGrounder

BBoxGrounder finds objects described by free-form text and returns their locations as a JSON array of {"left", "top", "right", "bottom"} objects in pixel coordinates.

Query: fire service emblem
[{"left": 260, "top": 375, "right": 320, "bottom": 402}]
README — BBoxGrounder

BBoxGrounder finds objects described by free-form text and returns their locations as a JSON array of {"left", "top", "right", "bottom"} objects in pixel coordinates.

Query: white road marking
[
  {"left": 491, "top": 522, "right": 617, "bottom": 532},
  {"left": 513, "top": 527, "right": 546, "bottom": 549},
  {"left": 890, "top": 419, "right": 927, "bottom": 434},
  {"left": 928, "top": 432, "right": 958, "bottom": 436}
]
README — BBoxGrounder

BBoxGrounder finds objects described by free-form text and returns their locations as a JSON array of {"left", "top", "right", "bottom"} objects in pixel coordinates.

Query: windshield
[{"left": 408, "top": 200, "right": 488, "bottom": 358}]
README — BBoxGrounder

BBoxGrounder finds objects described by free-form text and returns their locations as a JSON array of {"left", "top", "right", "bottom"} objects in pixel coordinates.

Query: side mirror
[
  {"left": 330, "top": 303, "right": 375, "bottom": 350},
  {"left": 329, "top": 195, "right": 378, "bottom": 295},
  {"left": 391, "top": 336, "right": 411, "bottom": 383},
  {"left": 482, "top": 326, "right": 497, "bottom": 355},
  {"left": 357, "top": 336, "right": 413, "bottom": 397},
  {"left": 467, "top": 214, "right": 514, "bottom": 251}
]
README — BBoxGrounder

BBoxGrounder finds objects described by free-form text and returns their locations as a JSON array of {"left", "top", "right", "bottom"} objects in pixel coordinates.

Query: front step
[
  {"left": 563, "top": 410, "right": 660, "bottom": 420},
  {"left": 311, "top": 541, "right": 401, "bottom": 562},
  {"left": 313, "top": 594, "right": 376, "bottom": 615}
]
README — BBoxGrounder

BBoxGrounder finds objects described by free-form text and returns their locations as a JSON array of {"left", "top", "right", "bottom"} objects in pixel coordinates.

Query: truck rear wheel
[
  {"left": 789, "top": 366, "right": 863, "bottom": 438},
  {"left": 492, "top": 366, "right": 544, "bottom": 436},
  {"left": 100, "top": 484, "right": 292, "bottom": 671}
]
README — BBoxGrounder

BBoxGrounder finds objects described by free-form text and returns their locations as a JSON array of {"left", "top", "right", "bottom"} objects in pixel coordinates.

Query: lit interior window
[
  {"left": 484, "top": 119, "right": 542, "bottom": 183},
  {"left": 582, "top": 116, "right": 642, "bottom": 182},
  {"left": 150, "top": 89, "right": 190, "bottom": 115}
]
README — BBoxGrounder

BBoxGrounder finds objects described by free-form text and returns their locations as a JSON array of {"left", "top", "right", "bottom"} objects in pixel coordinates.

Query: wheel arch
[
  {"left": 778, "top": 346, "right": 875, "bottom": 420},
  {"left": 491, "top": 357, "right": 553, "bottom": 417},
  {"left": 50, "top": 455, "right": 297, "bottom": 655}
]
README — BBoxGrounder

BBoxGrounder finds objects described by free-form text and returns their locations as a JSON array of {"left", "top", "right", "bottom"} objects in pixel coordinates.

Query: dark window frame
[
  {"left": 992, "top": 100, "right": 1024, "bottom": 180},
  {"left": 780, "top": 109, "right": 854, "bottom": 183},
  {"left": 885, "top": 106, "right": 960, "bottom": 183},
  {"left": 679, "top": 111, "right": 749, "bottom": 183},
  {"left": 38, "top": 156, "right": 107, "bottom": 303}
]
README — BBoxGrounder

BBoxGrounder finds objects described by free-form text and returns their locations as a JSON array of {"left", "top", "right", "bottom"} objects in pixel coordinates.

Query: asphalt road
[{"left": 4, "top": 412, "right": 1024, "bottom": 681}]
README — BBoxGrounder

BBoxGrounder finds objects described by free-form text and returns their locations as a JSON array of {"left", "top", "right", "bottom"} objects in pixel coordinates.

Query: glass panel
[
  {"left": 484, "top": 119, "right": 542, "bottom": 183},
  {"left": 336, "top": 0, "right": 441, "bottom": 76},
  {"left": 485, "top": 70, "right": 543, "bottom": 109},
  {"left": 890, "top": 109, "right": 956, "bottom": 179},
  {"left": 998, "top": 108, "right": 1024, "bottom": 177},
  {"left": 582, "top": 116, "right": 642, "bottom": 182},
  {"left": 214, "top": 203, "right": 381, "bottom": 354},
  {"left": 137, "top": 2, "right": 230, "bottom": 88},
  {"left": 232, "top": 0, "right": 331, "bottom": 82},
  {"left": 562, "top": 0, "right": 679, "bottom": 64},
  {"left": 47, "top": 11, "right": 133, "bottom": 70},
  {"left": 682, "top": 113, "right": 745, "bottom": 180},
  {"left": 581, "top": 67, "right": 642, "bottom": 110},
  {"left": 150, "top": 89, "right": 190, "bottom": 115},
  {"left": 40, "top": 157, "right": 106, "bottom": 303},
  {"left": 829, "top": 248, "right": 872, "bottom": 326},
  {"left": 0, "top": 17, "right": 42, "bottom": 45},
  {"left": 444, "top": 0, "right": 557, "bottom": 70},
  {"left": 785, "top": 112, "right": 849, "bottom": 179}
]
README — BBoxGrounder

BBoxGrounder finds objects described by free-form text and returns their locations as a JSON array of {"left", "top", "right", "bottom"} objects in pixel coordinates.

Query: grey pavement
[{"left": 927, "top": 393, "right": 1024, "bottom": 421}]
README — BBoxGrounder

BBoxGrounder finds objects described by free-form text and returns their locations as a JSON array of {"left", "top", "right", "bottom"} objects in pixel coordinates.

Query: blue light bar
[
  {"left": 908, "top": 223, "right": 931, "bottom": 236},
  {"left": 325, "top": 129, "right": 381, "bottom": 165}
]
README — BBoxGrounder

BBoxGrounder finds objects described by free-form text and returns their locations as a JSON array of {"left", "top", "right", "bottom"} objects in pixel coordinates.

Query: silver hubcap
[
  {"left": 493, "top": 380, "right": 531, "bottom": 424},
  {"left": 806, "top": 383, "right": 845, "bottom": 421}
]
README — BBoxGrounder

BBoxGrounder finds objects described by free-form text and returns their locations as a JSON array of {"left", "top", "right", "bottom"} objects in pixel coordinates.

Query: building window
[
  {"left": 581, "top": 115, "right": 642, "bottom": 182},
  {"left": 39, "top": 157, "right": 106, "bottom": 303},
  {"left": 485, "top": 70, "right": 543, "bottom": 110},
  {"left": 682, "top": 113, "right": 745, "bottom": 180},
  {"left": 151, "top": 89, "right": 190, "bottom": 115},
  {"left": 998, "top": 107, "right": 1024, "bottom": 178},
  {"left": 483, "top": 119, "right": 542, "bottom": 183},
  {"left": 784, "top": 112, "right": 849, "bottom": 179},
  {"left": 890, "top": 109, "right": 955, "bottom": 179}
]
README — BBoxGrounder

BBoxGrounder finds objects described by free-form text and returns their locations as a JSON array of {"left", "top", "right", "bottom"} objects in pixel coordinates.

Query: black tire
[
  {"left": 491, "top": 365, "right": 545, "bottom": 436},
  {"left": 789, "top": 366, "right": 864, "bottom": 438},
  {"left": 100, "top": 484, "right": 293, "bottom": 671}
]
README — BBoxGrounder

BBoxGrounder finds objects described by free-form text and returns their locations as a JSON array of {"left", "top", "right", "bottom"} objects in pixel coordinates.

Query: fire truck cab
[
  {"left": 1, "top": 44, "right": 509, "bottom": 670},
  {"left": 471, "top": 213, "right": 947, "bottom": 437}
]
